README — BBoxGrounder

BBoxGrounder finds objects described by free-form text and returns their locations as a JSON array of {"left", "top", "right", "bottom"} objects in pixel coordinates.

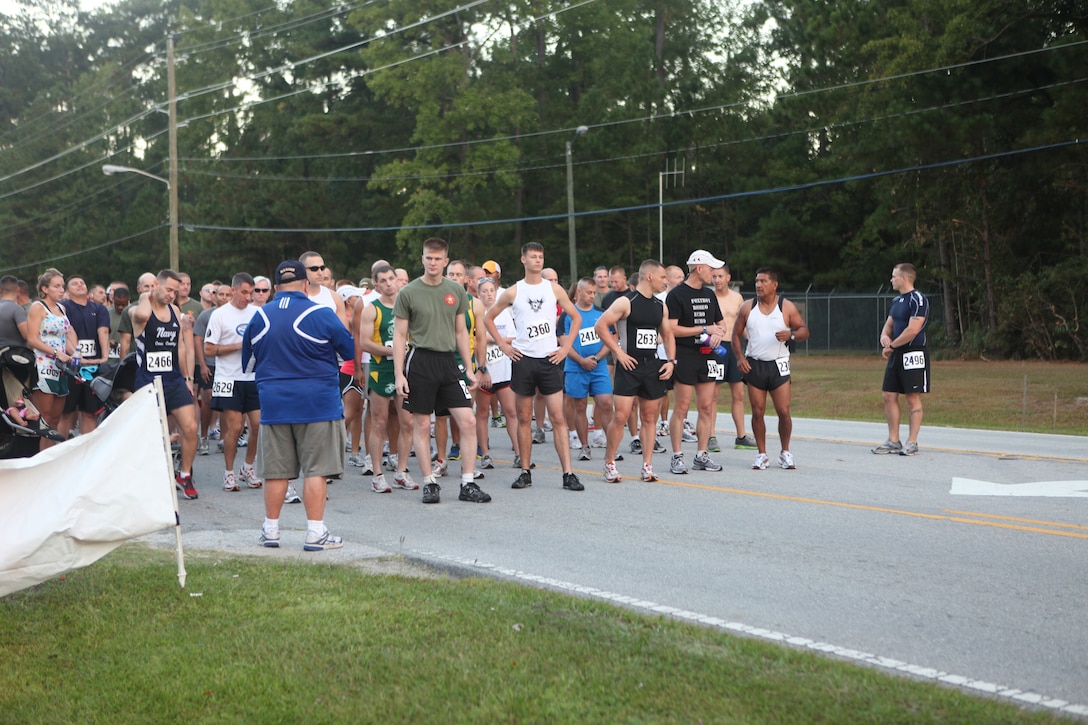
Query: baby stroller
[
  {"left": 89, "top": 353, "right": 138, "bottom": 423},
  {"left": 0, "top": 344, "right": 66, "bottom": 459}
]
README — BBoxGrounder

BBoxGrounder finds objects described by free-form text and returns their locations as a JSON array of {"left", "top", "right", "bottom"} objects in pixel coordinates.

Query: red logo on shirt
[{"left": 444, "top": 293, "right": 457, "bottom": 306}]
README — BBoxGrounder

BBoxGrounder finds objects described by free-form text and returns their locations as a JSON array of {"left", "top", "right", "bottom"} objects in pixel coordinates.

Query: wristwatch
[
  {"left": 477, "top": 366, "right": 488, "bottom": 374},
  {"left": 669, "top": 358, "right": 678, "bottom": 365}
]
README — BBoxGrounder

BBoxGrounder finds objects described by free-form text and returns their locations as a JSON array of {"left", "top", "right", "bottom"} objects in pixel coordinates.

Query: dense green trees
[{"left": 0, "top": 0, "right": 1085, "bottom": 358}]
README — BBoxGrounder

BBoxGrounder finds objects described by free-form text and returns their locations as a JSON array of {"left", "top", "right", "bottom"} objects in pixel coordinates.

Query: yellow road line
[{"left": 942, "top": 509, "right": 1088, "bottom": 531}]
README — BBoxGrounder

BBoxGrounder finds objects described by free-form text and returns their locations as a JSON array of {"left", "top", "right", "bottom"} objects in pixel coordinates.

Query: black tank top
[
  {"left": 135, "top": 305, "right": 182, "bottom": 385},
  {"left": 617, "top": 291, "right": 663, "bottom": 360}
]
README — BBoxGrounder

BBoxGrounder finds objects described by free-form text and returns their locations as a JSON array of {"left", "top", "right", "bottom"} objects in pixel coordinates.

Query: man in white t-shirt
[
  {"left": 204, "top": 272, "right": 262, "bottom": 492},
  {"left": 299, "top": 250, "right": 348, "bottom": 327}
]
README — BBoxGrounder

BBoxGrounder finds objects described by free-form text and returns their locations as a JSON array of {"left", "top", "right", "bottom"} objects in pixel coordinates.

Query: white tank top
[
  {"left": 484, "top": 307, "right": 515, "bottom": 383},
  {"left": 308, "top": 284, "right": 337, "bottom": 311},
  {"left": 510, "top": 279, "right": 558, "bottom": 358},
  {"left": 745, "top": 298, "right": 790, "bottom": 361}
]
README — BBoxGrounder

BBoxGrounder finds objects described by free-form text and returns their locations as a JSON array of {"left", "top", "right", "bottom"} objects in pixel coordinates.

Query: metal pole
[
  {"left": 167, "top": 36, "right": 179, "bottom": 272},
  {"left": 566, "top": 140, "right": 577, "bottom": 281},
  {"left": 659, "top": 172, "right": 664, "bottom": 262}
]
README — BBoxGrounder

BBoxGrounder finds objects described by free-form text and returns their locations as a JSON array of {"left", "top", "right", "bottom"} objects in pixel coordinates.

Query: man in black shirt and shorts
[
  {"left": 595, "top": 260, "right": 676, "bottom": 483},
  {"left": 665, "top": 250, "right": 728, "bottom": 475}
]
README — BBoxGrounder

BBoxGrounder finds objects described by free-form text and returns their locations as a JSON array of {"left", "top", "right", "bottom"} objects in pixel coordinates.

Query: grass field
[
  {"left": 784, "top": 356, "right": 1088, "bottom": 435},
  {"left": 0, "top": 548, "right": 1069, "bottom": 724}
]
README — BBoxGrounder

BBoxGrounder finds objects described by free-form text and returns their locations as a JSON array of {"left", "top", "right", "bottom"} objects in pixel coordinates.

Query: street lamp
[
  {"left": 566, "top": 125, "right": 589, "bottom": 281},
  {"left": 103, "top": 164, "right": 178, "bottom": 271}
]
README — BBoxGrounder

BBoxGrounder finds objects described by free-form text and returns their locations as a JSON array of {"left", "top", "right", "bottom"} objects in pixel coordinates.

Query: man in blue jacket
[{"left": 242, "top": 260, "right": 355, "bottom": 551}]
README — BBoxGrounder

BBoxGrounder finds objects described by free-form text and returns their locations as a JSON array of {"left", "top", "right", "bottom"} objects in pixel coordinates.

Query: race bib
[
  {"left": 902, "top": 350, "right": 926, "bottom": 370},
  {"left": 77, "top": 339, "right": 96, "bottom": 357},
  {"left": 775, "top": 356, "right": 791, "bottom": 376},
  {"left": 578, "top": 327, "right": 600, "bottom": 347},
  {"left": 526, "top": 320, "right": 552, "bottom": 339},
  {"left": 145, "top": 351, "right": 172, "bottom": 373},
  {"left": 457, "top": 378, "right": 471, "bottom": 399},
  {"left": 212, "top": 379, "right": 234, "bottom": 398},
  {"left": 486, "top": 343, "right": 504, "bottom": 364},
  {"left": 707, "top": 360, "right": 723, "bottom": 380},
  {"left": 635, "top": 328, "right": 657, "bottom": 350},
  {"left": 40, "top": 364, "right": 60, "bottom": 380}
]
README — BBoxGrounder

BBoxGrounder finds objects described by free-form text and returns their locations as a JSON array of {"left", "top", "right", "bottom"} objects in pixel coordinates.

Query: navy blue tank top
[{"left": 135, "top": 305, "right": 182, "bottom": 385}]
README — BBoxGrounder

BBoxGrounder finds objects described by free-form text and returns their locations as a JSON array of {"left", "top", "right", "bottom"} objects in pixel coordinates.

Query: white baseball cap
[{"left": 685, "top": 250, "right": 725, "bottom": 269}]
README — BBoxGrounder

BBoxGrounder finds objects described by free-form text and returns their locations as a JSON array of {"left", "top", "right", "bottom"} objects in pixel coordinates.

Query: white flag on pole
[{"left": 0, "top": 384, "right": 177, "bottom": 598}]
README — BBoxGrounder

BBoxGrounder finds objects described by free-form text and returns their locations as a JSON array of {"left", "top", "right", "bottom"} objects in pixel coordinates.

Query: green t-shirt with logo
[{"left": 393, "top": 277, "right": 469, "bottom": 353}]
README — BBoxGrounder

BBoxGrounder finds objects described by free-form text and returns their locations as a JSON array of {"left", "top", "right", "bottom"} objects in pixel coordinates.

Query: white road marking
[
  {"left": 951, "top": 478, "right": 1088, "bottom": 497},
  {"left": 422, "top": 551, "right": 1088, "bottom": 717}
]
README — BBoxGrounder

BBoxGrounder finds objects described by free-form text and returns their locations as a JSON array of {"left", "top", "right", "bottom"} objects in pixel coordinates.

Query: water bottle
[{"left": 698, "top": 332, "right": 728, "bottom": 359}]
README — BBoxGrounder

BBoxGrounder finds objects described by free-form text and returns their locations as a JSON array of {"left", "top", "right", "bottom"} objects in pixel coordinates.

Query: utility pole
[
  {"left": 659, "top": 157, "right": 685, "bottom": 263},
  {"left": 167, "top": 36, "right": 179, "bottom": 272}
]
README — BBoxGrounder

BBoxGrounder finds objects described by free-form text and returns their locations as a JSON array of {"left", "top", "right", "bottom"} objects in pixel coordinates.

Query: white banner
[{"left": 0, "top": 384, "right": 178, "bottom": 598}]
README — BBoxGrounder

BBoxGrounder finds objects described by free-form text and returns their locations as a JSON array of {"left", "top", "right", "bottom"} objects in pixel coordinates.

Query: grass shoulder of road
[
  {"left": 0, "top": 547, "right": 1068, "bottom": 724},
  {"left": 779, "top": 356, "right": 1088, "bottom": 436}
]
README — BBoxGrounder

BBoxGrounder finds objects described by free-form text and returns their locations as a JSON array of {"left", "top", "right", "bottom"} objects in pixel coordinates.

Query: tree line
[{"left": 0, "top": 0, "right": 1085, "bottom": 359}]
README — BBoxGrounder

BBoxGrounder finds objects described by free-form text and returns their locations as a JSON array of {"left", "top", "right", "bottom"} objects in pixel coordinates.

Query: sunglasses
[
  {"left": 254, "top": 288, "right": 270, "bottom": 293},
  {"left": 306, "top": 264, "right": 327, "bottom": 272}
]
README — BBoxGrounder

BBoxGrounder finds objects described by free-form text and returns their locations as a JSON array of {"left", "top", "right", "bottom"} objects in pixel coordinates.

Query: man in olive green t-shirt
[{"left": 392, "top": 237, "right": 490, "bottom": 506}]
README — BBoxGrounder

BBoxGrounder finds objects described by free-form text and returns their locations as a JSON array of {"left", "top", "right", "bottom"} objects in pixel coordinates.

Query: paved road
[{"left": 150, "top": 414, "right": 1088, "bottom": 715}]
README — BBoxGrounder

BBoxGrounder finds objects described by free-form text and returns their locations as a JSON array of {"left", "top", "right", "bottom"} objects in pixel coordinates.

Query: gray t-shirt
[
  {"left": 0, "top": 299, "right": 28, "bottom": 348},
  {"left": 193, "top": 306, "right": 216, "bottom": 365}
]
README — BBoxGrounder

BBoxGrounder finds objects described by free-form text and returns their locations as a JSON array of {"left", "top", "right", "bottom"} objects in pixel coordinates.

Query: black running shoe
[
  {"left": 422, "top": 482, "right": 441, "bottom": 504},
  {"left": 562, "top": 472, "right": 584, "bottom": 491},
  {"left": 459, "top": 482, "right": 492, "bottom": 503},
  {"left": 511, "top": 470, "right": 533, "bottom": 489}
]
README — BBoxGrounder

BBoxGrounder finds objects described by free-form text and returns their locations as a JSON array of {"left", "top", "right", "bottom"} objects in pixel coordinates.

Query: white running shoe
[
  {"left": 779, "top": 451, "right": 796, "bottom": 469},
  {"left": 591, "top": 431, "right": 607, "bottom": 448},
  {"left": 372, "top": 475, "right": 392, "bottom": 493},
  {"left": 752, "top": 453, "right": 769, "bottom": 470},
  {"left": 603, "top": 462, "right": 622, "bottom": 483},
  {"left": 393, "top": 471, "right": 420, "bottom": 490},
  {"left": 223, "top": 470, "right": 239, "bottom": 492},
  {"left": 239, "top": 464, "right": 263, "bottom": 488},
  {"left": 284, "top": 484, "right": 302, "bottom": 503},
  {"left": 656, "top": 420, "right": 669, "bottom": 438},
  {"left": 433, "top": 458, "right": 448, "bottom": 477},
  {"left": 641, "top": 463, "right": 658, "bottom": 482}
]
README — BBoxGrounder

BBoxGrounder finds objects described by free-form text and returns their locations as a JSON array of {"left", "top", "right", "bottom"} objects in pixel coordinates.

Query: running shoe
[
  {"left": 347, "top": 453, "right": 365, "bottom": 467},
  {"left": 752, "top": 452, "right": 769, "bottom": 470},
  {"left": 422, "top": 481, "right": 441, "bottom": 504},
  {"left": 393, "top": 472, "right": 420, "bottom": 490},
  {"left": 641, "top": 463, "right": 658, "bottom": 482},
  {"left": 258, "top": 530, "right": 279, "bottom": 548},
  {"left": 681, "top": 428, "right": 698, "bottom": 443},
  {"left": 449, "top": 444, "right": 461, "bottom": 461},
  {"left": 591, "top": 431, "right": 607, "bottom": 448},
  {"left": 707, "top": 436, "right": 721, "bottom": 453},
  {"left": 532, "top": 428, "right": 546, "bottom": 444},
  {"left": 669, "top": 454, "right": 687, "bottom": 475},
  {"left": 734, "top": 434, "right": 757, "bottom": 450},
  {"left": 652, "top": 439, "right": 666, "bottom": 454},
  {"left": 511, "top": 471, "right": 533, "bottom": 489},
  {"left": 569, "top": 432, "right": 581, "bottom": 449},
  {"left": 513, "top": 455, "right": 536, "bottom": 470},
  {"left": 361, "top": 455, "right": 374, "bottom": 476},
  {"left": 779, "top": 451, "right": 796, "bottom": 469},
  {"left": 872, "top": 439, "right": 903, "bottom": 455},
  {"left": 197, "top": 437, "right": 210, "bottom": 456},
  {"left": 480, "top": 454, "right": 495, "bottom": 469},
  {"left": 492, "top": 414, "right": 506, "bottom": 428},
  {"left": 303, "top": 529, "right": 343, "bottom": 551},
  {"left": 176, "top": 473, "right": 199, "bottom": 500},
  {"left": 223, "top": 470, "right": 239, "bottom": 492},
  {"left": 604, "top": 462, "right": 622, "bottom": 483},
  {"left": 208, "top": 426, "right": 220, "bottom": 440},
  {"left": 562, "top": 472, "right": 584, "bottom": 491},
  {"left": 433, "top": 458, "right": 448, "bottom": 477},
  {"left": 899, "top": 441, "right": 919, "bottom": 456},
  {"left": 459, "top": 482, "right": 492, "bottom": 502},
  {"left": 578, "top": 446, "right": 592, "bottom": 461},
  {"left": 284, "top": 484, "right": 302, "bottom": 504},
  {"left": 656, "top": 420, "right": 669, "bottom": 438},
  {"left": 372, "top": 475, "right": 392, "bottom": 493},
  {"left": 237, "top": 432, "right": 248, "bottom": 448},
  {"left": 542, "top": 419, "right": 553, "bottom": 432},
  {"left": 692, "top": 452, "right": 723, "bottom": 472},
  {"left": 239, "top": 464, "right": 263, "bottom": 489},
  {"left": 384, "top": 453, "right": 398, "bottom": 471},
  {"left": 629, "top": 438, "right": 643, "bottom": 454}
]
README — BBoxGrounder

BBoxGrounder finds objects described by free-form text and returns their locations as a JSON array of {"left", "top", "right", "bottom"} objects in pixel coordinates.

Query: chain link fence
[{"left": 764, "top": 289, "right": 944, "bottom": 353}]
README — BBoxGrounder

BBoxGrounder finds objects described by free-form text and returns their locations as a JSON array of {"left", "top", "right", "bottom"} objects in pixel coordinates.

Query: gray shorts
[{"left": 256, "top": 419, "right": 346, "bottom": 481}]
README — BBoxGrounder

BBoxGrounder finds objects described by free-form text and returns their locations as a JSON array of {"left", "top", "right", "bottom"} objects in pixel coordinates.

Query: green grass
[
  {"left": 0, "top": 548, "right": 1068, "bottom": 724},
  {"left": 782, "top": 356, "right": 1088, "bottom": 435}
]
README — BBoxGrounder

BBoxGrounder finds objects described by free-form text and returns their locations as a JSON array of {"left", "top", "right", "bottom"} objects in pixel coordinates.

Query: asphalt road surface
[{"left": 150, "top": 413, "right": 1088, "bottom": 716}]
